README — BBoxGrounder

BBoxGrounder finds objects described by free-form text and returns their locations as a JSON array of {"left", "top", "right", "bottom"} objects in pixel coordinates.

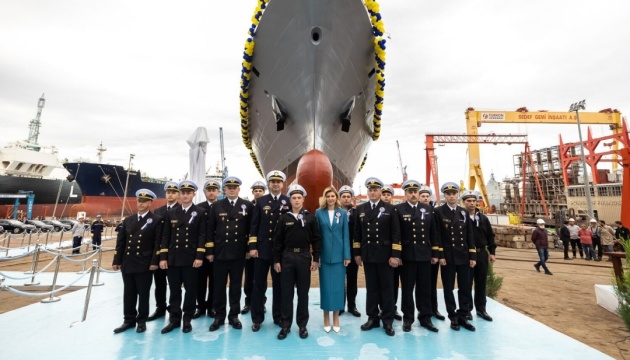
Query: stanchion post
[
  {"left": 26, "top": 230, "right": 33, "bottom": 248},
  {"left": 93, "top": 246, "right": 104, "bottom": 286},
  {"left": 4, "top": 234, "right": 10, "bottom": 256},
  {"left": 78, "top": 251, "right": 87, "bottom": 274},
  {"left": 58, "top": 230, "right": 64, "bottom": 248},
  {"left": 44, "top": 231, "right": 50, "bottom": 247},
  {"left": 82, "top": 259, "right": 98, "bottom": 322},
  {"left": 41, "top": 251, "right": 62, "bottom": 303},
  {"left": 25, "top": 240, "right": 40, "bottom": 274},
  {"left": 24, "top": 243, "right": 41, "bottom": 286}
]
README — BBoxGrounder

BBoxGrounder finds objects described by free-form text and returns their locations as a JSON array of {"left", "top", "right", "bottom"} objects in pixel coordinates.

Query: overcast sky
[{"left": 2, "top": 0, "right": 629, "bottom": 196}]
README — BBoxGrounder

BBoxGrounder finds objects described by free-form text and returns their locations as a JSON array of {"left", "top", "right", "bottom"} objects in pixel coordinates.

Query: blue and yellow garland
[
  {"left": 364, "top": 0, "right": 386, "bottom": 141},
  {"left": 239, "top": 0, "right": 386, "bottom": 175}
]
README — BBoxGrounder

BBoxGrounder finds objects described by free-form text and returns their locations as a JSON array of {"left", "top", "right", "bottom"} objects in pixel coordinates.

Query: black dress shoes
[
  {"left": 348, "top": 307, "right": 361, "bottom": 317},
  {"left": 136, "top": 322, "right": 147, "bottom": 333},
  {"left": 402, "top": 322, "right": 412, "bottom": 332},
  {"left": 383, "top": 324, "right": 395, "bottom": 336},
  {"left": 393, "top": 311, "right": 403, "bottom": 321},
  {"left": 466, "top": 314, "right": 473, "bottom": 321},
  {"left": 229, "top": 318, "right": 243, "bottom": 329},
  {"left": 252, "top": 323, "right": 261, "bottom": 332},
  {"left": 161, "top": 322, "right": 180, "bottom": 334},
  {"left": 450, "top": 320, "right": 460, "bottom": 331},
  {"left": 192, "top": 310, "right": 204, "bottom": 319},
  {"left": 433, "top": 311, "right": 445, "bottom": 321},
  {"left": 273, "top": 319, "right": 282, "bottom": 327},
  {"left": 299, "top": 326, "right": 308, "bottom": 339},
  {"left": 476, "top": 310, "right": 493, "bottom": 321},
  {"left": 458, "top": 318, "right": 476, "bottom": 331},
  {"left": 277, "top": 327, "right": 290, "bottom": 340},
  {"left": 209, "top": 319, "right": 224, "bottom": 332},
  {"left": 147, "top": 309, "right": 166, "bottom": 322},
  {"left": 241, "top": 304, "right": 250, "bottom": 315},
  {"left": 361, "top": 319, "right": 380, "bottom": 331},
  {"left": 420, "top": 320, "right": 439, "bottom": 333},
  {"left": 113, "top": 322, "right": 135, "bottom": 334},
  {"left": 182, "top": 321, "right": 192, "bottom": 333}
]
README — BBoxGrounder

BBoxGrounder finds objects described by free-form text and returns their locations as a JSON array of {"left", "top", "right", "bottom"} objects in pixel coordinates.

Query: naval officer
[
  {"left": 273, "top": 184, "right": 321, "bottom": 340},
  {"left": 381, "top": 184, "right": 402, "bottom": 321},
  {"left": 353, "top": 177, "right": 401, "bottom": 336},
  {"left": 418, "top": 185, "right": 446, "bottom": 321},
  {"left": 339, "top": 185, "right": 361, "bottom": 317},
  {"left": 194, "top": 179, "right": 221, "bottom": 319},
  {"left": 462, "top": 190, "right": 496, "bottom": 322},
  {"left": 159, "top": 180, "right": 207, "bottom": 334},
  {"left": 148, "top": 181, "right": 180, "bottom": 322},
  {"left": 207, "top": 176, "right": 253, "bottom": 331},
  {"left": 434, "top": 182, "right": 477, "bottom": 331},
  {"left": 249, "top": 170, "right": 291, "bottom": 331},
  {"left": 112, "top": 189, "right": 164, "bottom": 334},
  {"left": 242, "top": 180, "right": 267, "bottom": 315},
  {"left": 395, "top": 180, "right": 441, "bottom": 333}
]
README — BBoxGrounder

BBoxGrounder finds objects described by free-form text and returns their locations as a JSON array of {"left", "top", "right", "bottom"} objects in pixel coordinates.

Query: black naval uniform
[
  {"left": 353, "top": 200, "right": 401, "bottom": 327},
  {"left": 248, "top": 193, "right": 291, "bottom": 325},
  {"left": 159, "top": 204, "right": 208, "bottom": 325},
  {"left": 434, "top": 205, "right": 477, "bottom": 321},
  {"left": 344, "top": 206, "right": 359, "bottom": 312},
  {"left": 273, "top": 209, "right": 321, "bottom": 329},
  {"left": 468, "top": 209, "right": 496, "bottom": 314},
  {"left": 207, "top": 197, "right": 253, "bottom": 323},
  {"left": 196, "top": 200, "right": 215, "bottom": 317},
  {"left": 242, "top": 198, "right": 258, "bottom": 311},
  {"left": 113, "top": 212, "right": 164, "bottom": 325},
  {"left": 151, "top": 202, "right": 181, "bottom": 317},
  {"left": 91, "top": 219, "right": 104, "bottom": 250},
  {"left": 395, "top": 202, "right": 441, "bottom": 325}
]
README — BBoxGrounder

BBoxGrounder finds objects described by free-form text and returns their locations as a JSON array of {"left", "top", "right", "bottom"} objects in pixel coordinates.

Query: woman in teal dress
[{"left": 315, "top": 186, "right": 351, "bottom": 333}]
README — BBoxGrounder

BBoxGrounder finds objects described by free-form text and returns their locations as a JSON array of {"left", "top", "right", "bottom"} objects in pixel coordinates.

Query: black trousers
[
  {"left": 121, "top": 271, "right": 153, "bottom": 324},
  {"left": 243, "top": 257, "right": 255, "bottom": 305},
  {"left": 345, "top": 259, "right": 359, "bottom": 309},
  {"left": 425, "top": 262, "right": 441, "bottom": 314},
  {"left": 570, "top": 239, "right": 584, "bottom": 257},
  {"left": 364, "top": 262, "right": 394, "bottom": 325},
  {"left": 562, "top": 239, "right": 570, "bottom": 258},
  {"left": 469, "top": 250, "right": 488, "bottom": 312},
  {"left": 72, "top": 236, "right": 82, "bottom": 254},
  {"left": 153, "top": 268, "right": 168, "bottom": 311},
  {"left": 213, "top": 258, "right": 245, "bottom": 321},
  {"left": 92, "top": 233, "right": 102, "bottom": 249},
  {"left": 440, "top": 262, "right": 472, "bottom": 320},
  {"left": 280, "top": 251, "right": 311, "bottom": 328},
  {"left": 166, "top": 265, "right": 198, "bottom": 323},
  {"left": 593, "top": 237, "right": 602, "bottom": 259},
  {"left": 401, "top": 260, "right": 431, "bottom": 324},
  {"left": 196, "top": 258, "right": 214, "bottom": 313},
  {"left": 251, "top": 257, "right": 281, "bottom": 324}
]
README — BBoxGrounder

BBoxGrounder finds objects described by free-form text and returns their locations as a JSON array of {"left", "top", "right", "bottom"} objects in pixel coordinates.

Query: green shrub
[
  {"left": 613, "top": 237, "right": 630, "bottom": 331},
  {"left": 486, "top": 258, "right": 503, "bottom": 299}
]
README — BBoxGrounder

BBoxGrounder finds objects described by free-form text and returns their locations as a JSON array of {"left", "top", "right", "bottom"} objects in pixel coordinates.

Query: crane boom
[
  {"left": 219, "top": 127, "right": 227, "bottom": 181},
  {"left": 465, "top": 107, "right": 623, "bottom": 205},
  {"left": 27, "top": 94, "right": 45, "bottom": 150}
]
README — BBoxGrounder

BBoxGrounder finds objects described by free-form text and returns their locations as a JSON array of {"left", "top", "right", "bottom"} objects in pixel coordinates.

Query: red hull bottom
[
  {"left": 293, "top": 149, "right": 341, "bottom": 213},
  {"left": 1, "top": 197, "right": 167, "bottom": 221}
]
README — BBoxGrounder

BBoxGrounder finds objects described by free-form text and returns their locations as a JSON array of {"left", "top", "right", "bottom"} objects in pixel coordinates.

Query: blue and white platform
[{"left": 0, "top": 271, "right": 613, "bottom": 359}]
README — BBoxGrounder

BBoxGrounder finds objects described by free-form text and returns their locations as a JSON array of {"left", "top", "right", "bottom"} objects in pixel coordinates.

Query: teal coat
[{"left": 315, "top": 208, "right": 351, "bottom": 264}]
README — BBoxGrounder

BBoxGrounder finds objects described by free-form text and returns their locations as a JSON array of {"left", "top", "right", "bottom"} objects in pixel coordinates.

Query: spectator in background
[
  {"left": 71, "top": 217, "right": 86, "bottom": 254},
  {"left": 599, "top": 220, "right": 616, "bottom": 261},
  {"left": 532, "top": 219, "right": 552, "bottom": 275},
  {"left": 588, "top": 219, "right": 602, "bottom": 261},
  {"left": 578, "top": 223, "right": 595, "bottom": 261},
  {"left": 615, "top": 221, "right": 630, "bottom": 240},
  {"left": 91, "top": 214, "right": 104, "bottom": 250},
  {"left": 566, "top": 218, "right": 583, "bottom": 259},
  {"left": 559, "top": 220, "right": 571, "bottom": 260}
]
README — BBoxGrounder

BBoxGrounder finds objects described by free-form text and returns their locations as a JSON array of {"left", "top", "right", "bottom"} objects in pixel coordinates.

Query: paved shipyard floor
[{"left": 0, "top": 271, "right": 612, "bottom": 359}]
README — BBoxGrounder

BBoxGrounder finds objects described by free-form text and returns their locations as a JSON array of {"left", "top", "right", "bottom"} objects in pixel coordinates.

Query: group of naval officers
[{"left": 111, "top": 169, "right": 497, "bottom": 339}]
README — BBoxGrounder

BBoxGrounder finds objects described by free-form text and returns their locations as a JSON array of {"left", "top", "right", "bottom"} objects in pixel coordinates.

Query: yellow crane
[{"left": 465, "top": 107, "right": 623, "bottom": 206}]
